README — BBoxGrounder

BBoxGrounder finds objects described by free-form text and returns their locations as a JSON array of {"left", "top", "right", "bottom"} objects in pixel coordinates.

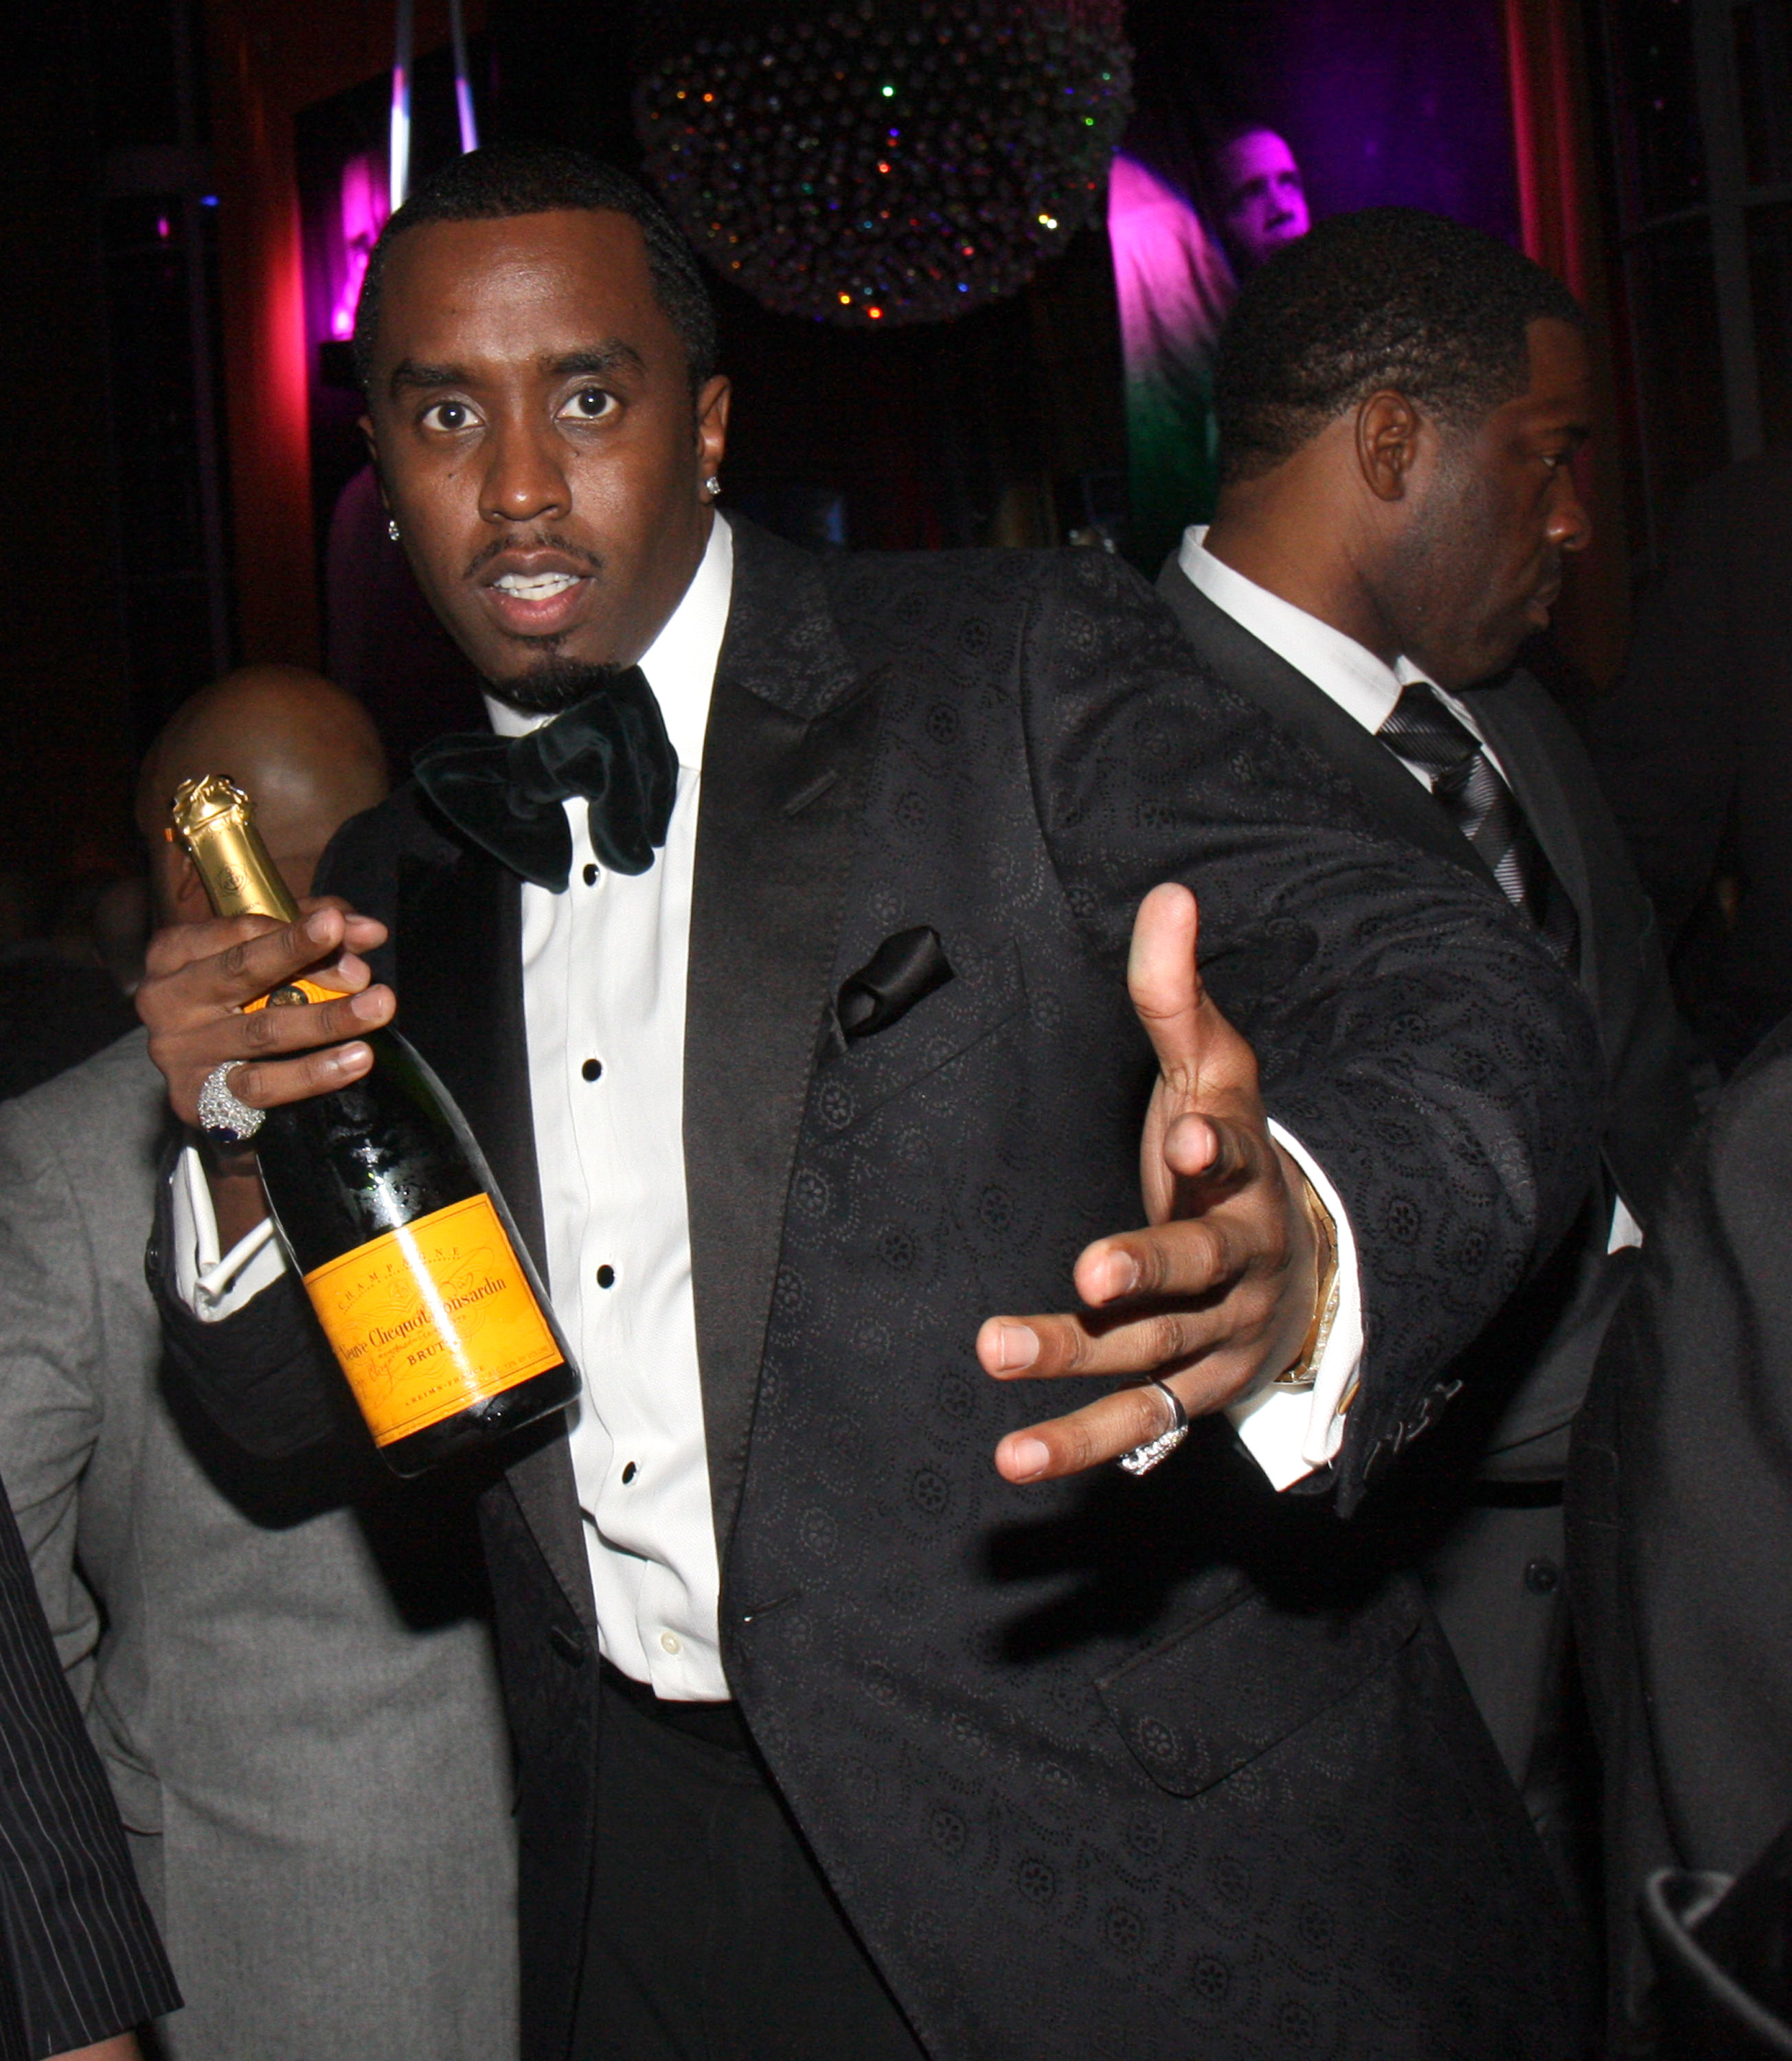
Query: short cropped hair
[
  {"left": 1214, "top": 207, "right": 1583, "bottom": 483},
  {"left": 352, "top": 144, "right": 718, "bottom": 393}
]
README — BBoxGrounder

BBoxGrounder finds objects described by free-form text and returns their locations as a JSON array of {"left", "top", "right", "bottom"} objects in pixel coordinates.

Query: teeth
[{"left": 495, "top": 572, "right": 578, "bottom": 598}]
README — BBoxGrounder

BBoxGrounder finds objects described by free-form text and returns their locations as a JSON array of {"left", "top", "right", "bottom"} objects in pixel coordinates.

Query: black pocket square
[{"left": 837, "top": 927, "right": 953, "bottom": 1040}]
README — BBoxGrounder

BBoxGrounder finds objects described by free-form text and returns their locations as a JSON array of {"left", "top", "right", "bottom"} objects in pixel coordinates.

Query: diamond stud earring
[{"left": 387, "top": 519, "right": 401, "bottom": 542}]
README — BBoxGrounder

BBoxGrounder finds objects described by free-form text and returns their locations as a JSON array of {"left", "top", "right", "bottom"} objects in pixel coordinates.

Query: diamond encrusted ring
[
  {"left": 1118, "top": 1376, "right": 1189, "bottom": 1477},
  {"left": 196, "top": 1061, "right": 265, "bottom": 1147}
]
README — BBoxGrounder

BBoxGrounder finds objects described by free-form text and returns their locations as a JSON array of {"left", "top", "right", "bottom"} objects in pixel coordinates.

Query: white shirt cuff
[
  {"left": 1225, "top": 1122, "right": 1365, "bottom": 1491},
  {"left": 172, "top": 1145, "right": 290, "bottom": 1320}
]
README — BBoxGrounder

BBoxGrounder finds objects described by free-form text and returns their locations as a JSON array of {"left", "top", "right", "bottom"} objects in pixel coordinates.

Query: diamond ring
[
  {"left": 196, "top": 1061, "right": 265, "bottom": 1147},
  {"left": 1118, "top": 1377, "right": 1189, "bottom": 1477}
]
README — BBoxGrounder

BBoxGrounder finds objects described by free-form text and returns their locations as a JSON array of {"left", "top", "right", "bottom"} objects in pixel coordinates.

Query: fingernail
[
  {"left": 990, "top": 1322, "right": 1039, "bottom": 1373},
  {"left": 1006, "top": 1438, "right": 1051, "bottom": 1480},
  {"left": 1096, "top": 1252, "right": 1139, "bottom": 1300},
  {"left": 326, "top": 1042, "right": 370, "bottom": 1074},
  {"left": 305, "top": 910, "right": 334, "bottom": 942},
  {"left": 350, "top": 989, "right": 385, "bottom": 1020}
]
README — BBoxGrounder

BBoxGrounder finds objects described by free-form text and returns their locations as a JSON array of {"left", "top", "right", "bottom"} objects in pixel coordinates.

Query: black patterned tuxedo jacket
[{"left": 157, "top": 521, "right": 1604, "bottom": 2060}]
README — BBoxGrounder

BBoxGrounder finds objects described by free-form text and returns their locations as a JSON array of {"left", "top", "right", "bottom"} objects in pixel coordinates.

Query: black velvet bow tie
[{"left": 411, "top": 668, "right": 678, "bottom": 892}]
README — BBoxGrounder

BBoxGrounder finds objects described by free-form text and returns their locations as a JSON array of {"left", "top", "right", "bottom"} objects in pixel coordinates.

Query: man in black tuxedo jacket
[
  {"left": 1155, "top": 210, "right": 1694, "bottom": 1880},
  {"left": 138, "top": 153, "right": 1603, "bottom": 2058}
]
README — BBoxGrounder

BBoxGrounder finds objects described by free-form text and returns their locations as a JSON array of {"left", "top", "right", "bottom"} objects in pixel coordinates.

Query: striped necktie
[{"left": 1376, "top": 679, "right": 1577, "bottom": 964}]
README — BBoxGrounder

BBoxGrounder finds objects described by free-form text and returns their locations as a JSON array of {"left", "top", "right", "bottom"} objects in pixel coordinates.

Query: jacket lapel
[
  {"left": 683, "top": 521, "right": 883, "bottom": 1566},
  {"left": 396, "top": 837, "right": 597, "bottom": 1643},
  {"left": 1157, "top": 559, "right": 1506, "bottom": 893}
]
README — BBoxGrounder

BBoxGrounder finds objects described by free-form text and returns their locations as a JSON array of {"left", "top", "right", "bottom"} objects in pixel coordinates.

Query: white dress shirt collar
[
  {"left": 482, "top": 513, "right": 734, "bottom": 769},
  {"left": 1178, "top": 522, "right": 1437, "bottom": 736}
]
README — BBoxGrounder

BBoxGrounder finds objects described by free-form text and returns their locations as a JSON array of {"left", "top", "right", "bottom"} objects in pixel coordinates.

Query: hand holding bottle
[
  {"left": 139, "top": 899, "right": 393, "bottom": 1134},
  {"left": 139, "top": 778, "right": 578, "bottom": 1474}
]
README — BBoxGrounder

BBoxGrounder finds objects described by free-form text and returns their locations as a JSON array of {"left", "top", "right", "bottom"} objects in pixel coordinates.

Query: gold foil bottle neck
[{"left": 170, "top": 773, "right": 304, "bottom": 925}]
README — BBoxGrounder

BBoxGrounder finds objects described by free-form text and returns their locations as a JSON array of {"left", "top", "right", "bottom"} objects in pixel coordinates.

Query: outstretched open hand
[{"left": 977, "top": 882, "right": 1318, "bottom": 1483}]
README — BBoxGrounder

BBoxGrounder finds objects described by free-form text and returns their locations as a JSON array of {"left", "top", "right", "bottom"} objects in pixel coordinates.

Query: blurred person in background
[
  {"left": 0, "top": 873, "right": 137, "bottom": 1101},
  {"left": 1109, "top": 117, "right": 1313, "bottom": 578},
  {"left": 0, "top": 664, "right": 521, "bottom": 2061},
  {"left": 1107, "top": 149, "right": 1238, "bottom": 572},
  {"left": 1204, "top": 124, "right": 1311, "bottom": 276}
]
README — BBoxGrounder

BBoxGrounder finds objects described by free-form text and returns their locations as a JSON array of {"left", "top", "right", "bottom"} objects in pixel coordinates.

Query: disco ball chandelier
[{"left": 635, "top": 1, "right": 1132, "bottom": 328}]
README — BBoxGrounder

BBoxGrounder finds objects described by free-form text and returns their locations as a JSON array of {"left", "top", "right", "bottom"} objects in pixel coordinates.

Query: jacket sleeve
[
  {"left": 0, "top": 1105, "right": 106, "bottom": 1699},
  {"left": 0, "top": 1478, "right": 179, "bottom": 2058},
  {"left": 1021, "top": 551, "right": 1604, "bottom": 1514},
  {"left": 146, "top": 1147, "right": 345, "bottom": 1461}
]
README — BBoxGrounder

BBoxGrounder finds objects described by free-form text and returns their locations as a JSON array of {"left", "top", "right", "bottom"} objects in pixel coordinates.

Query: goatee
[{"left": 486, "top": 654, "right": 629, "bottom": 717}]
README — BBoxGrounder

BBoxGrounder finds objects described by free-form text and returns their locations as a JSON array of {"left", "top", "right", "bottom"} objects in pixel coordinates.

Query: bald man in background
[
  {"left": 0, "top": 667, "right": 521, "bottom": 2061},
  {"left": 135, "top": 663, "right": 387, "bottom": 921}
]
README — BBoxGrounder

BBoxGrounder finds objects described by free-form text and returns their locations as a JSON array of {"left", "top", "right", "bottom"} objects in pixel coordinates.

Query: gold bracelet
[{"left": 1271, "top": 1172, "right": 1341, "bottom": 1390}]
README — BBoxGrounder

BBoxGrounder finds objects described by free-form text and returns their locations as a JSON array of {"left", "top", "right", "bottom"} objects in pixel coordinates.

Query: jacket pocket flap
[
  {"left": 817, "top": 935, "right": 1024, "bottom": 1131},
  {"left": 1097, "top": 1578, "right": 1423, "bottom": 1797}
]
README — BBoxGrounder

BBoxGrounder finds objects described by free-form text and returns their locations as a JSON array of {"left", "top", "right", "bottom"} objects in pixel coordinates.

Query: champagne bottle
[{"left": 172, "top": 774, "right": 580, "bottom": 1476}]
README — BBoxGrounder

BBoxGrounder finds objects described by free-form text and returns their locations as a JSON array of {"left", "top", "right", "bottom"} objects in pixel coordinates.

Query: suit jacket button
[{"left": 549, "top": 1624, "right": 587, "bottom": 1666}]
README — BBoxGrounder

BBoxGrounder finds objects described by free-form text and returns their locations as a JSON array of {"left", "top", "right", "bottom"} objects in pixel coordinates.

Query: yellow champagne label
[{"left": 301, "top": 1193, "right": 562, "bottom": 1445}]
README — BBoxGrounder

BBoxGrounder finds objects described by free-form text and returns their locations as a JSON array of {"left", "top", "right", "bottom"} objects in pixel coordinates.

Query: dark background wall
[
  {"left": 1, "top": 6, "right": 179, "bottom": 894},
  {"left": 3, "top": 0, "right": 1766, "bottom": 948}
]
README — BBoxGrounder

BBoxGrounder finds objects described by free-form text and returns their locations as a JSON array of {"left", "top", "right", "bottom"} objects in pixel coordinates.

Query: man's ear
[
  {"left": 358, "top": 420, "right": 398, "bottom": 537},
  {"left": 1355, "top": 390, "right": 1423, "bottom": 503},
  {"left": 696, "top": 374, "right": 731, "bottom": 484}
]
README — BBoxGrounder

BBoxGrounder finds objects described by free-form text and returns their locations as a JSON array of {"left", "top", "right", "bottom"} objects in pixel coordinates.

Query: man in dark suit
[
  {"left": 1154, "top": 209, "right": 1695, "bottom": 1880},
  {"left": 1585, "top": 452, "right": 1792, "bottom": 1074},
  {"left": 137, "top": 150, "right": 1602, "bottom": 2059},
  {"left": 1571, "top": 1012, "right": 1792, "bottom": 2051}
]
